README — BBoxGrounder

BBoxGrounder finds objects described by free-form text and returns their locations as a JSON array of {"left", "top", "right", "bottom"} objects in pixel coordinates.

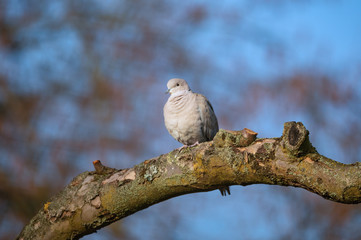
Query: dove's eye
[{"left": 176, "top": 83, "right": 180, "bottom": 86}]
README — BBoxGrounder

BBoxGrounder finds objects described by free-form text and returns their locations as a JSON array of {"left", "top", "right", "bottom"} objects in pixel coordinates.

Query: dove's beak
[{"left": 165, "top": 88, "right": 171, "bottom": 94}]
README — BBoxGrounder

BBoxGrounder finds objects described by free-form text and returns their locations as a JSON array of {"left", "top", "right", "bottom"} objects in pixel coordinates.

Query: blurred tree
[
  {"left": 1, "top": 0, "right": 361, "bottom": 239},
  {"left": 0, "top": 0, "right": 200, "bottom": 238}
]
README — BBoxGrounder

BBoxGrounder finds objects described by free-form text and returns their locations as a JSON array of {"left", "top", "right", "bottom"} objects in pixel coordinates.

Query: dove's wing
[{"left": 195, "top": 93, "right": 219, "bottom": 141}]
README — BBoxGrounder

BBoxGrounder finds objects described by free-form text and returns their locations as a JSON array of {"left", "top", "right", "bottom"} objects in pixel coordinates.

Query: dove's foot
[
  {"left": 176, "top": 145, "right": 188, "bottom": 152},
  {"left": 188, "top": 141, "right": 200, "bottom": 148},
  {"left": 176, "top": 141, "right": 200, "bottom": 153}
]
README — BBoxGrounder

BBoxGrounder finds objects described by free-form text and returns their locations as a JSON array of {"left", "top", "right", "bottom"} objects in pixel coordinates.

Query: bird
[{"left": 163, "top": 78, "right": 230, "bottom": 196}]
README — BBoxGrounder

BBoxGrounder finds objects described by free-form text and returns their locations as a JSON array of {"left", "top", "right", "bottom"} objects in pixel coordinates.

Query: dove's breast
[{"left": 164, "top": 92, "right": 206, "bottom": 145}]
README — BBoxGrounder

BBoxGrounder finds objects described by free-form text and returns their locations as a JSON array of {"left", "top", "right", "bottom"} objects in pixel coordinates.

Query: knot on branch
[
  {"left": 281, "top": 122, "right": 317, "bottom": 156},
  {"left": 93, "top": 160, "right": 117, "bottom": 174},
  {"left": 213, "top": 128, "right": 257, "bottom": 148}
]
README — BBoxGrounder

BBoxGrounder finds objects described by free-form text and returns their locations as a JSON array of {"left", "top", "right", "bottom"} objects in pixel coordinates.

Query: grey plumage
[{"left": 163, "top": 78, "right": 230, "bottom": 196}]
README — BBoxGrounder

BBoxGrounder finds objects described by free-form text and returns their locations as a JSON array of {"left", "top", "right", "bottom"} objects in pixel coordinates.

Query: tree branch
[{"left": 17, "top": 122, "right": 361, "bottom": 240}]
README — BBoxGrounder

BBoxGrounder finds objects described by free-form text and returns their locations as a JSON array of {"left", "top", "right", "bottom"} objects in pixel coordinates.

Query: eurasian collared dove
[{"left": 163, "top": 78, "right": 230, "bottom": 196}]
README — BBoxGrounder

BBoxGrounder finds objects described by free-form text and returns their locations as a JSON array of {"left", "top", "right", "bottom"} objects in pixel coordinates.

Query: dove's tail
[{"left": 219, "top": 186, "right": 231, "bottom": 196}]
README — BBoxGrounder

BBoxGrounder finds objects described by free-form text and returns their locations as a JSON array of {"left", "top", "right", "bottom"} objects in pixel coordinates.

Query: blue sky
[{"left": 186, "top": 0, "right": 361, "bottom": 80}]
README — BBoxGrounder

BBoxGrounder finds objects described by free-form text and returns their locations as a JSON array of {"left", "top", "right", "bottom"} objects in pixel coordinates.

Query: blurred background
[{"left": 1, "top": 0, "right": 361, "bottom": 239}]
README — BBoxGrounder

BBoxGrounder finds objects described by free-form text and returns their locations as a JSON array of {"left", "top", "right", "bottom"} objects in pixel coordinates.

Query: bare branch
[{"left": 17, "top": 122, "right": 361, "bottom": 240}]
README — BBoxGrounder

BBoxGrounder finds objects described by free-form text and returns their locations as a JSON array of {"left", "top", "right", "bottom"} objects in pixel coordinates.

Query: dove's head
[{"left": 166, "top": 78, "right": 190, "bottom": 95}]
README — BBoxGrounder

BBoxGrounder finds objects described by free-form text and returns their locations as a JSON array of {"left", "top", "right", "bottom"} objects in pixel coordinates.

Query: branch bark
[{"left": 17, "top": 122, "right": 361, "bottom": 240}]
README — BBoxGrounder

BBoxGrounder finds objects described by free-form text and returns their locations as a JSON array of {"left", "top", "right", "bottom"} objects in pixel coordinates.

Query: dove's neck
[
  {"left": 169, "top": 90, "right": 193, "bottom": 109},
  {"left": 171, "top": 89, "right": 191, "bottom": 98}
]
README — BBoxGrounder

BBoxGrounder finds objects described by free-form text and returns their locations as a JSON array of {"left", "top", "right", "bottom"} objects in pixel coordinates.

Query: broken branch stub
[{"left": 281, "top": 121, "right": 317, "bottom": 157}]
